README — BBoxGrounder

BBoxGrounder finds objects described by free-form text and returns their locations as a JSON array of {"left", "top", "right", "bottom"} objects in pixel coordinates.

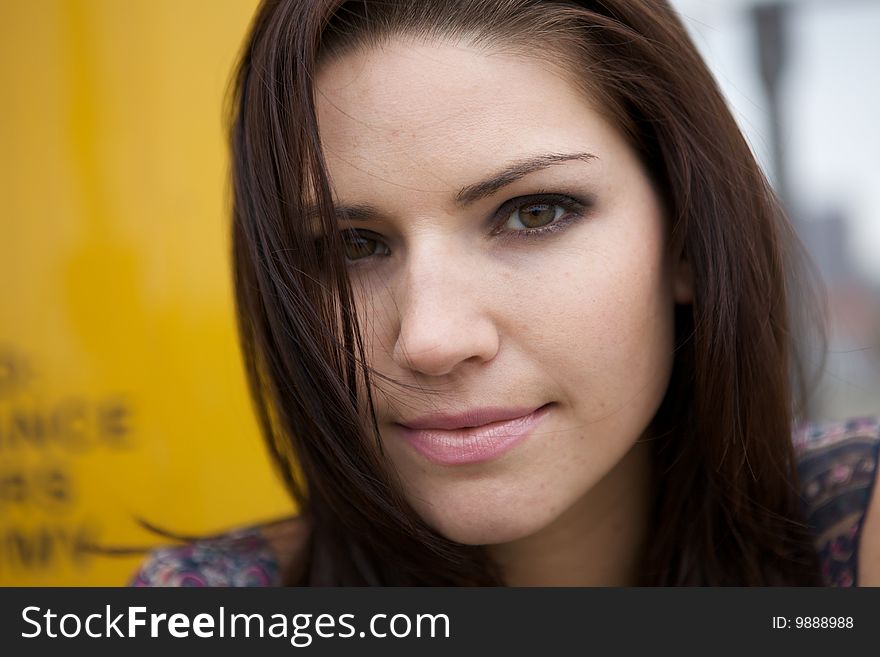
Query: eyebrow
[
  {"left": 455, "top": 151, "right": 597, "bottom": 206},
  {"left": 323, "top": 151, "right": 598, "bottom": 223}
]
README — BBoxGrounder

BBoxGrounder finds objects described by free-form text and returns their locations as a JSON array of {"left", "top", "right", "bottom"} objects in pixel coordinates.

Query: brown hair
[{"left": 229, "top": 0, "right": 826, "bottom": 585}]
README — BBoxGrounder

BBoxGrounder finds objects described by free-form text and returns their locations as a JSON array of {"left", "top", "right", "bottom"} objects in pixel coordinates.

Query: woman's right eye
[{"left": 341, "top": 230, "right": 389, "bottom": 262}]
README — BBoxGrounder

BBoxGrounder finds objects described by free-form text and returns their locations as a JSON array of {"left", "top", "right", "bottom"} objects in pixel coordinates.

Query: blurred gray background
[{"left": 671, "top": 0, "right": 880, "bottom": 422}]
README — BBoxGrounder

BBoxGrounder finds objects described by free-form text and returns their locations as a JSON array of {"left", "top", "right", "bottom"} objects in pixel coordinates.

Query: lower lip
[{"left": 397, "top": 404, "right": 552, "bottom": 466}]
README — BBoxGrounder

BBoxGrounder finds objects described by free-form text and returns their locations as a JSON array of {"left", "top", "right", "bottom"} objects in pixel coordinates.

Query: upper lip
[{"left": 396, "top": 405, "right": 547, "bottom": 431}]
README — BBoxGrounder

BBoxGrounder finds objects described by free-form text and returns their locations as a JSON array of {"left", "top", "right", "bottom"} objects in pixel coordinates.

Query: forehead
[{"left": 313, "top": 39, "right": 627, "bottom": 198}]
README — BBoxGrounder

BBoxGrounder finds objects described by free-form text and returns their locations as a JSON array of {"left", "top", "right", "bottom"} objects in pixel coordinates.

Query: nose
[{"left": 391, "top": 245, "right": 501, "bottom": 378}]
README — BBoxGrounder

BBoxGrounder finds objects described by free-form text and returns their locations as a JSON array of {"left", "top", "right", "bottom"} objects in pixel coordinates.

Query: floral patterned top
[
  {"left": 129, "top": 527, "right": 282, "bottom": 587},
  {"left": 793, "top": 416, "right": 880, "bottom": 586},
  {"left": 131, "top": 417, "right": 880, "bottom": 587}
]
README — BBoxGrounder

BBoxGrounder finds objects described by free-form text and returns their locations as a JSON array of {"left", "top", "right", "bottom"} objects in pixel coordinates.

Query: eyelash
[{"left": 339, "top": 192, "right": 589, "bottom": 264}]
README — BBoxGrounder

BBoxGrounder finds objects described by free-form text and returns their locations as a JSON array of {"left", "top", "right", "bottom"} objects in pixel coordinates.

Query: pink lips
[{"left": 396, "top": 404, "right": 552, "bottom": 466}]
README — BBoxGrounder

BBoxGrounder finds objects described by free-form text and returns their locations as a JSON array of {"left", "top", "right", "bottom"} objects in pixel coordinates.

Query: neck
[{"left": 486, "top": 438, "right": 654, "bottom": 587}]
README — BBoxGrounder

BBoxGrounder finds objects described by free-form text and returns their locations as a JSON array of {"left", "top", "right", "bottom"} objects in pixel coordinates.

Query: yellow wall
[{"left": 0, "top": 0, "right": 294, "bottom": 585}]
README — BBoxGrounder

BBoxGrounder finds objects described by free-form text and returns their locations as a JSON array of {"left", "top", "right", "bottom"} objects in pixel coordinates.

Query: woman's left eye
[
  {"left": 504, "top": 202, "right": 565, "bottom": 230},
  {"left": 495, "top": 195, "right": 584, "bottom": 235}
]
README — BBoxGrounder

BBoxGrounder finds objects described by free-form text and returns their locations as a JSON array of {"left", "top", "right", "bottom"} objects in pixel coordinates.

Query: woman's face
[{"left": 314, "top": 38, "right": 691, "bottom": 546}]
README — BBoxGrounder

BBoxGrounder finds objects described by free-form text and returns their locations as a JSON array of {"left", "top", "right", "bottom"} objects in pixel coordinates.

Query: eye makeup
[{"left": 489, "top": 192, "right": 591, "bottom": 244}]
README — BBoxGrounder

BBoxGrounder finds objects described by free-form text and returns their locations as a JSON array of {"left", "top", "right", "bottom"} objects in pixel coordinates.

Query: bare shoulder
[
  {"left": 258, "top": 515, "right": 313, "bottom": 584},
  {"left": 858, "top": 465, "right": 880, "bottom": 585}
]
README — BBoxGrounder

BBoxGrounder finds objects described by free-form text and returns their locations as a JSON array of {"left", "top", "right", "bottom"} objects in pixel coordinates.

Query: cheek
[
  {"left": 517, "top": 235, "right": 676, "bottom": 416},
  {"left": 349, "top": 275, "right": 394, "bottom": 353}
]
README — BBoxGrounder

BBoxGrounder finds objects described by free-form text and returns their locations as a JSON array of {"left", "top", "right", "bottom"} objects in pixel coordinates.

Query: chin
[{"left": 418, "top": 500, "right": 556, "bottom": 546}]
